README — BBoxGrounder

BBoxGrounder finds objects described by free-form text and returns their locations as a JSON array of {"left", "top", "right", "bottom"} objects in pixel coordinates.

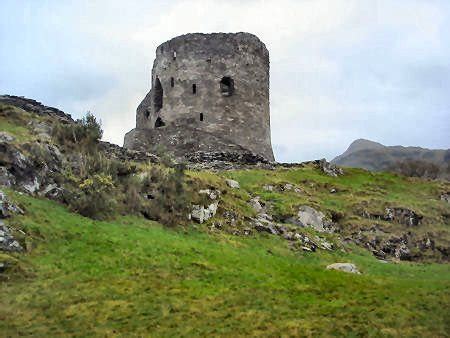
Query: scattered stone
[
  {"left": 190, "top": 202, "right": 219, "bottom": 224},
  {"left": 440, "top": 193, "right": 449, "bottom": 203},
  {"left": 330, "top": 188, "right": 337, "bottom": 193},
  {"left": 0, "top": 167, "right": 15, "bottom": 187},
  {"left": 394, "top": 243, "right": 411, "bottom": 260},
  {"left": 223, "top": 210, "right": 238, "bottom": 226},
  {"left": 40, "top": 184, "right": 64, "bottom": 201},
  {"left": 0, "top": 190, "right": 24, "bottom": 218},
  {"left": 252, "top": 212, "right": 279, "bottom": 235},
  {"left": 384, "top": 207, "right": 422, "bottom": 226},
  {"left": 199, "top": 189, "right": 220, "bottom": 200},
  {"left": 263, "top": 184, "right": 274, "bottom": 191},
  {"left": 0, "top": 132, "right": 14, "bottom": 143},
  {"left": 315, "top": 236, "right": 333, "bottom": 250},
  {"left": 23, "top": 176, "right": 40, "bottom": 194},
  {"left": 249, "top": 197, "right": 263, "bottom": 212},
  {"left": 326, "top": 263, "right": 360, "bottom": 274},
  {"left": 362, "top": 207, "right": 422, "bottom": 226},
  {"left": 0, "top": 222, "right": 24, "bottom": 252},
  {"left": 0, "top": 262, "right": 5, "bottom": 272},
  {"left": 225, "top": 179, "right": 240, "bottom": 189}
]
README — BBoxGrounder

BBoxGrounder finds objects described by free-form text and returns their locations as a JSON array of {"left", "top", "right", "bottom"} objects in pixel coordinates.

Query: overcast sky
[{"left": 1, "top": 0, "right": 449, "bottom": 162}]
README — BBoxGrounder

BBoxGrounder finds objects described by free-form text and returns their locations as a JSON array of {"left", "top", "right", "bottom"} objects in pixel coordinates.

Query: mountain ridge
[{"left": 332, "top": 138, "right": 450, "bottom": 179}]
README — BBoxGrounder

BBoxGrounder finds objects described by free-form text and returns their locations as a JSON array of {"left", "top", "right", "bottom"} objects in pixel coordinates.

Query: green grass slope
[{"left": 1, "top": 193, "right": 450, "bottom": 337}]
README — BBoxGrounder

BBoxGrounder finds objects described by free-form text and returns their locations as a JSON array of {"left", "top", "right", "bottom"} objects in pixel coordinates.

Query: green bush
[
  {"left": 68, "top": 174, "right": 117, "bottom": 220},
  {"left": 144, "top": 164, "right": 189, "bottom": 227},
  {"left": 52, "top": 111, "right": 102, "bottom": 151}
]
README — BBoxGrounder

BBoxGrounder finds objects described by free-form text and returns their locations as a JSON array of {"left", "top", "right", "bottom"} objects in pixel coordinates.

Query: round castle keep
[{"left": 124, "top": 32, "right": 274, "bottom": 161}]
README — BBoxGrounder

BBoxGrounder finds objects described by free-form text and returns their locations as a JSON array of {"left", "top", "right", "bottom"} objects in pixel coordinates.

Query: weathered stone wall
[{"left": 125, "top": 32, "right": 274, "bottom": 161}]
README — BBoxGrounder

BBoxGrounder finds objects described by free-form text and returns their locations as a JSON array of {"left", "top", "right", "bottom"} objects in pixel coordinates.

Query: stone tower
[{"left": 124, "top": 32, "right": 274, "bottom": 161}]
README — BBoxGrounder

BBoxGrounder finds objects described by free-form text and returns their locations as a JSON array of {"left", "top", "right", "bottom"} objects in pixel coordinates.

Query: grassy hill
[
  {"left": 1, "top": 192, "right": 450, "bottom": 336},
  {"left": 1, "top": 96, "right": 450, "bottom": 336}
]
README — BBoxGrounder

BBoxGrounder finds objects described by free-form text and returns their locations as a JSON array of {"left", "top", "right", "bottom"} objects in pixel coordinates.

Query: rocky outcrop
[
  {"left": 0, "top": 191, "right": 24, "bottom": 253},
  {"left": 0, "top": 190, "right": 24, "bottom": 218},
  {"left": 312, "top": 159, "right": 344, "bottom": 177},
  {"left": 288, "top": 206, "right": 335, "bottom": 233},
  {"left": 190, "top": 203, "right": 218, "bottom": 224},
  {"left": 0, "top": 136, "right": 65, "bottom": 196},
  {"left": 362, "top": 207, "right": 422, "bottom": 226},
  {"left": 384, "top": 207, "right": 422, "bottom": 226},
  {"left": 0, "top": 95, "right": 73, "bottom": 123},
  {"left": 248, "top": 197, "right": 334, "bottom": 252},
  {"left": 0, "top": 221, "right": 23, "bottom": 252}
]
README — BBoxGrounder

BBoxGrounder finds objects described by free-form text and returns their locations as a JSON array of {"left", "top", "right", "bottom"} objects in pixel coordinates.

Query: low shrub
[
  {"left": 52, "top": 111, "right": 102, "bottom": 152},
  {"left": 68, "top": 173, "right": 117, "bottom": 219}
]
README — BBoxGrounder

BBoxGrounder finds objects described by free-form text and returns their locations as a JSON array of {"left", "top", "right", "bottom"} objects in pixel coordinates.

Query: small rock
[
  {"left": 394, "top": 243, "right": 411, "bottom": 260},
  {"left": 326, "top": 263, "right": 360, "bottom": 274},
  {"left": 23, "top": 177, "right": 40, "bottom": 194},
  {"left": 263, "top": 184, "right": 274, "bottom": 192},
  {"left": 0, "top": 132, "right": 14, "bottom": 143},
  {"left": 190, "top": 202, "right": 219, "bottom": 224},
  {"left": 199, "top": 189, "right": 220, "bottom": 200},
  {"left": 0, "top": 262, "right": 5, "bottom": 272},
  {"left": 440, "top": 193, "right": 449, "bottom": 203},
  {"left": 0, "top": 190, "right": 24, "bottom": 218},
  {"left": 330, "top": 188, "right": 337, "bottom": 193},
  {"left": 249, "top": 197, "right": 263, "bottom": 212},
  {"left": 0, "top": 167, "right": 16, "bottom": 187},
  {"left": 225, "top": 179, "right": 240, "bottom": 189},
  {"left": 0, "top": 223, "right": 24, "bottom": 252}
]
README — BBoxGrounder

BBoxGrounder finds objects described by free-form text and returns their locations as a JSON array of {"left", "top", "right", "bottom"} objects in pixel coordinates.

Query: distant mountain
[{"left": 332, "top": 139, "right": 450, "bottom": 179}]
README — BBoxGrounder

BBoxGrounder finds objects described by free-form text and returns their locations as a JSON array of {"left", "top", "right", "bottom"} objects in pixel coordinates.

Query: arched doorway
[{"left": 154, "top": 117, "right": 165, "bottom": 128}]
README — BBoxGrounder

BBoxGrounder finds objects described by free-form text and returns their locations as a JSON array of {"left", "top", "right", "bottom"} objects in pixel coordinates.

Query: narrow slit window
[
  {"left": 173, "top": 51, "right": 177, "bottom": 60},
  {"left": 192, "top": 84, "right": 197, "bottom": 94},
  {"left": 199, "top": 113, "right": 204, "bottom": 121},
  {"left": 170, "top": 77, "right": 174, "bottom": 87}
]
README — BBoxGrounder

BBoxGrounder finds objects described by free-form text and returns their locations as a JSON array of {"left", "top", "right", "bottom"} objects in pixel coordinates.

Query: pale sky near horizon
[{"left": 1, "top": 0, "right": 449, "bottom": 162}]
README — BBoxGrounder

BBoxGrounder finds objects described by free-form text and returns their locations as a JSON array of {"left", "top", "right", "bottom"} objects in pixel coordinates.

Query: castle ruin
[{"left": 124, "top": 32, "right": 274, "bottom": 161}]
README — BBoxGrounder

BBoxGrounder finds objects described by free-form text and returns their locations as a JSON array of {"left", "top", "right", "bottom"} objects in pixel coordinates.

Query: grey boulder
[{"left": 326, "top": 263, "right": 360, "bottom": 274}]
